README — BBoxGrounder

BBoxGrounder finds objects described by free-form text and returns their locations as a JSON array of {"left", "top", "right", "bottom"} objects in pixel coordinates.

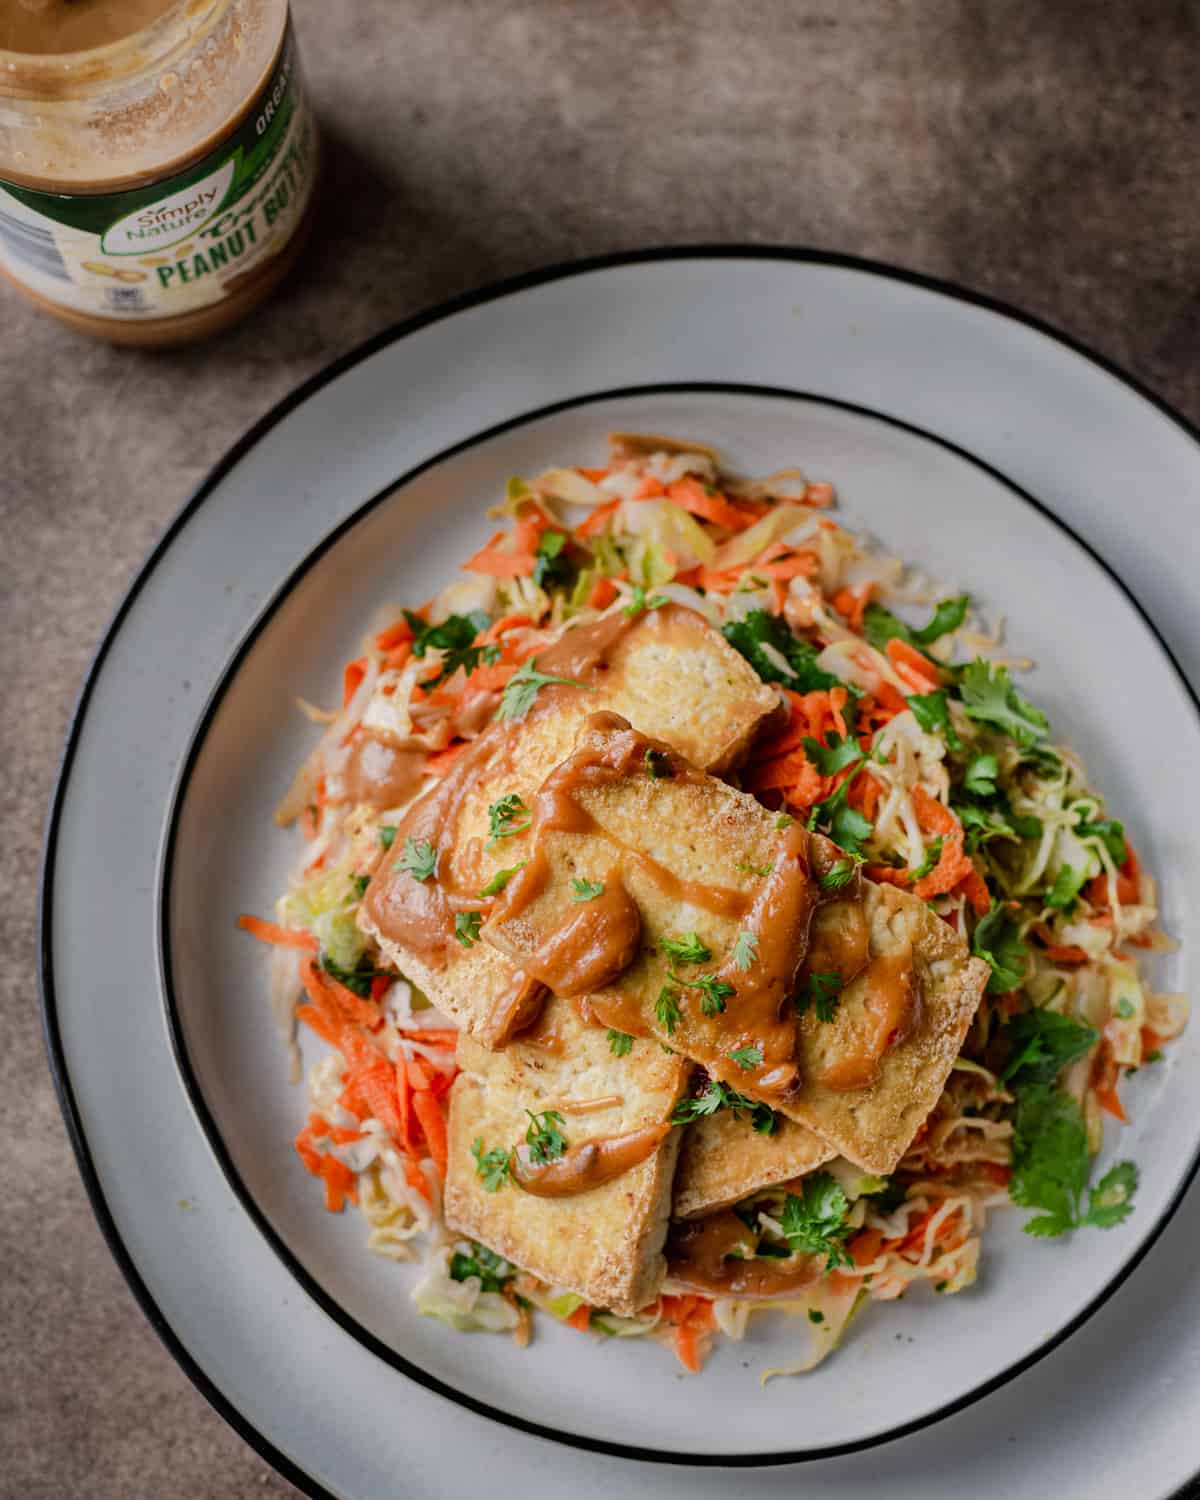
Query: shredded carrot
[
  {"left": 300, "top": 959, "right": 381, "bottom": 1032},
  {"left": 513, "top": 512, "right": 554, "bottom": 555},
  {"left": 565, "top": 1303, "right": 592, "bottom": 1332},
  {"left": 911, "top": 785, "right": 957, "bottom": 837},
  {"left": 296, "top": 1004, "right": 340, "bottom": 1046},
  {"left": 848, "top": 773, "right": 882, "bottom": 821},
  {"left": 849, "top": 1227, "right": 883, "bottom": 1267},
  {"left": 955, "top": 864, "right": 992, "bottom": 915},
  {"left": 587, "top": 576, "right": 619, "bottom": 609},
  {"left": 1097, "top": 1086, "right": 1127, "bottom": 1122},
  {"left": 412, "top": 1089, "right": 448, "bottom": 1177},
  {"left": 322, "top": 1155, "right": 358, "bottom": 1212},
  {"left": 980, "top": 1162, "right": 1013, "bottom": 1187},
  {"left": 831, "top": 583, "right": 877, "bottom": 632},
  {"left": 578, "top": 466, "right": 609, "bottom": 483},
  {"left": 666, "top": 477, "right": 752, "bottom": 531},
  {"left": 237, "top": 914, "right": 318, "bottom": 951},
  {"left": 424, "top": 741, "right": 467, "bottom": 776},
  {"left": 463, "top": 530, "right": 537, "bottom": 577},
  {"left": 574, "top": 499, "right": 621, "bottom": 538},
  {"left": 1041, "top": 942, "right": 1090, "bottom": 964},
  {"left": 361, "top": 1065, "right": 407, "bottom": 1146},
  {"left": 759, "top": 551, "right": 818, "bottom": 581},
  {"left": 374, "top": 618, "right": 414, "bottom": 652},
  {"left": 343, "top": 656, "right": 367, "bottom": 707},
  {"left": 863, "top": 863, "right": 911, "bottom": 887},
  {"left": 369, "top": 974, "right": 392, "bottom": 1002},
  {"left": 913, "top": 837, "right": 976, "bottom": 901},
  {"left": 885, "top": 637, "right": 941, "bottom": 692},
  {"left": 630, "top": 476, "right": 666, "bottom": 501},
  {"left": 1141, "top": 1027, "right": 1165, "bottom": 1054}
]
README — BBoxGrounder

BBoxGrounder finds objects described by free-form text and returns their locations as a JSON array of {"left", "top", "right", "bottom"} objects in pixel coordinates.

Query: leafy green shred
[
  {"left": 1010, "top": 1085, "right": 1137, "bottom": 1236},
  {"left": 397, "top": 837, "right": 438, "bottom": 882},
  {"left": 496, "top": 657, "right": 592, "bottom": 720},
  {"left": 670, "top": 1079, "right": 777, "bottom": 1134},
  {"left": 320, "top": 950, "right": 390, "bottom": 999},
  {"left": 655, "top": 986, "right": 682, "bottom": 1034},
  {"left": 479, "top": 863, "right": 525, "bottom": 898},
  {"left": 660, "top": 932, "right": 712, "bottom": 965},
  {"left": 807, "top": 776, "right": 873, "bottom": 856},
  {"left": 731, "top": 931, "right": 759, "bottom": 971},
  {"left": 1000, "top": 1008, "right": 1098, "bottom": 1088},
  {"left": 905, "top": 689, "right": 962, "bottom": 749},
  {"left": 971, "top": 904, "right": 1030, "bottom": 993},
  {"left": 863, "top": 594, "right": 967, "bottom": 653},
  {"left": 794, "top": 971, "right": 843, "bottom": 1023},
  {"left": 471, "top": 1138, "right": 512, "bottom": 1192},
  {"left": 779, "top": 1172, "right": 855, "bottom": 1270},
  {"left": 454, "top": 911, "right": 482, "bottom": 948},
  {"left": 1045, "top": 863, "right": 1088, "bottom": 911},
  {"left": 1075, "top": 817, "right": 1127, "bottom": 864},
  {"left": 958, "top": 659, "right": 1049, "bottom": 747},
  {"left": 449, "top": 1242, "right": 512, "bottom": 1292},
  {"left": 607, "top": 1030, "right": 634, "bottom": 1057},
  {"left": 524, "top": 1109, "right": 568, "bottom": 1166},
  {"left": 405, "top": 609, "right": 499, "bottom": 689},
  {"left": 721, "top": 610, "right": 840, "bottom": 691},
  {"left": 570, "top": 878, "right": 605, "bottom": 902},
  {"left": 801, "top": 732, "right": 864, "bottom": 778},
  {"left": 531, "top": 529, "right": 574, "bottom": 591},
  {"left": 728, "top": 1044, "right": 763, "bottom": 1070}
]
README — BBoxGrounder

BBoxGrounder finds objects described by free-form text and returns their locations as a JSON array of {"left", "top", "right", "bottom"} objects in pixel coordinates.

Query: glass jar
[{"left": 0, "top": 0, "right": 318, "bottom": 344}]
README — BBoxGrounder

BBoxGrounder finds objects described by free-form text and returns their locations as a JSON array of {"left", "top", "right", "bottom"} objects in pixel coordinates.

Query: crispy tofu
[
  {"left": 673, "top": 1113, "right": 835, "bottom": 1219},
  {"left": 484, "top": 716, "right": 988, "bottom": 1174},
  {"left": 443, "top": 1000, "right": 690, "bottom": 1315},
  {"left": 787, "top": 881, "right": 989, "bottom": 1174},
  {"left": 358, "top": 604, "right": 777, "bottom": 1041}
]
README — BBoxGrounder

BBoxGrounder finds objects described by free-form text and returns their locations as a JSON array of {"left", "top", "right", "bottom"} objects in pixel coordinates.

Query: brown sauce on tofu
[
  {"left": 510, "top": 1123, "right": 669, "bottom": 1197},
  {"left": 666, "top": 1211, "right": 820, "bottom": 1297},
  {"left": 817, "top": 943, "right": 920, "bottom": 1091}
]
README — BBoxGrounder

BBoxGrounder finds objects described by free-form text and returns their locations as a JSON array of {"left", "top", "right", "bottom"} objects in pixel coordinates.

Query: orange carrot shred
[{"left": 237, "top": 914, "right": 318, "bottom": 951}]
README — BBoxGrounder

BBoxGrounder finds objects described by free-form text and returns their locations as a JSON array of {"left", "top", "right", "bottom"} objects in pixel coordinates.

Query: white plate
[{"left": 43, "top": 251, "right": 1200, "bottom": 1499}]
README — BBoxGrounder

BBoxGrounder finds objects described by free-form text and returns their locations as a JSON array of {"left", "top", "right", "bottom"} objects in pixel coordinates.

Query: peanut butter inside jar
[{"left": 0, "top": 0, "right": 318, "bottom": 344}]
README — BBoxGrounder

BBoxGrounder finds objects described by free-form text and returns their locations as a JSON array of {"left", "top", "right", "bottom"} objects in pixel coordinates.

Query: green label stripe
[{"left": 0, "top": 24, "right": 299, "bottom": 239}]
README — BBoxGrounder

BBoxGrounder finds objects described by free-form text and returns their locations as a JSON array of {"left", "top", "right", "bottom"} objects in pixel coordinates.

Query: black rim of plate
[{"left": 38, "top": 247, "right": 1200, "bottom": 1494}]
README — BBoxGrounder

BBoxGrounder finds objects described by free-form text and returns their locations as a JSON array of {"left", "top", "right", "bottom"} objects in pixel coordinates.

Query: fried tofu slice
[
  {"left": 673, "top": 1113, "right": 835, "bottom": 1219},
  {"left": 443, "top": 1000, "right": 690, "bottom": 1315},
  {"left": 483, "top": 715, "right": 988, "bottom": 1175},
  {"left": 787, "top": 881, "right": 989, "bottom": 1174},
  {"left": 358, "top": 604, "right": 777, "bottom": 1042}
]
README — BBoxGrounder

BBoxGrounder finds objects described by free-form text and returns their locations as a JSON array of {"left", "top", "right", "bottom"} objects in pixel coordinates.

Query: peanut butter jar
[{"left": 0, "top": 0, "right": 318, "bottom": 345}]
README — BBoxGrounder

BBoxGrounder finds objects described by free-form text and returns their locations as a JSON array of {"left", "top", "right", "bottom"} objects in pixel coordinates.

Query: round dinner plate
[{"left": 43, "top": 251, "right": 1200, "bottom": 1500}]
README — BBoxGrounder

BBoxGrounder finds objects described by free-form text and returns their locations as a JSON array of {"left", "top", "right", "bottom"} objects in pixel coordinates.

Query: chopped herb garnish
[
  {"left": 397, "top": 836, "right": 438, "bottom": 882},
  {"left": 864, "top": 594, "right": 968, "bottom": 652},
  {"left": 623, "top": 584, "right": 667, "bottom": 618},
  {"left": 780, "top": 1172, "right": 855, "bottom": 1271},
  {"left": 531, "top": 529, "right": 574, "bottom": 590},
  {"left": 1075, "top": 817, "right": 1127, "bottom": 864},
  {"left": 655, "top": 986, "right": 682, "bottom": 1034},
  {"left": 607, "top": 1029, "right": 634, "bottom": 1056},
  {"left": 677, "top": 972, "right": 736, "bottom": 1015},
  {"left": 661, "top": 932, "right": 712, "bottom": 964},
  {"left": 801, "top": 732, "right": 865, "bottom": 778},
  {"left": 906, "top": 689, "right": 962, "bottom": 750},
  {"left": 818, "top": 857, "right": 860, "bottom": 892},
  {"left": 320, "top": 951, "right": 390, "bottom": 999},
  {"left": 670, "top": 1079, "right": 776, "bottom": 1133},
  {"left": 807, "top": 775, "right": 873, "bottom": 857},
  {"left": 737, "top": 859, "right": 774, "bottom": 877},
  {"left": 1046, "top": 863, "right": 1088, "bottom": 911},
  {"left": 722, "top": 609, "right": 840, "bottom": 691},
  {"left": 351, "top": 874, "right": 371, "bottom": 900},
  {"left": 795, "top": 971, "right": 843, "bottom": 1023},
  {"left": 496, "top": 656, "right": 591, "bottom": 720},
  {"left": 962, "top": 752, "right": 999, "bottom": 798},
  {"left": 1000, "top": 1009, "right": 1098, "bottom": 1088},
  {"left": 570, "top": 878, "right": 605, "bottom": 902},
  {"left": 971, "top": 904, "right": 1029, "bottom": 993},
  {"left": 731, "top": 931, "right": 759, "bottom": 971},
  {"left": 406, "top": 609, "right": 499, "bottom": 689},
  {"left": 728, "top": 1044, "right": 763, "bottom": 1070},
  {"left": 479, "top": 863, "right": 525, "bottom": 898},
  {"left": 774, "top": 812, "right": 795, "bottom": 831},
  {"left": 449, "top": 1242, "right": 512, "bottom": 1292},
  {"left": 486, "top": 793, "right": 531, "bottom": 846},
  {"left": 377, "top": 825, "right": 397, "bottom": 851},
  {"left": 471, "top": 1137, "right": 512, "bottom": 1192},
  {"left": 959, "top": 658, "right": 1049, "bottom": 748},
  {"left": 454, "top": 911, "right": 483, "bottom": 948},
  {"left": 1010, "top": 1084, "right": 1137, "bottom": 1236},
  {"left": 808, "top": 1308, "right": 825, "bottom": 1324},
  {"left": 645, "top": 747, "right": 674, "bottom": 779},
  {"left": 1146, "top": 1049, "right": 1164, "bottom": 1063},
  {"left": 524, "top": 1109, "right": 568, "bottom": 1166},
  {"left": 1115, "top": 997, "right": 1135, "bottom": 1020},
  {"left": 910, "top": 837, "right": 944, "bottom": 882}
]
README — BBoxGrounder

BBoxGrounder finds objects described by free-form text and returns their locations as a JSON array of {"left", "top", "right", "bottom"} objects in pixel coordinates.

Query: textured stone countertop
[{"left": 3, "top": 1, "right": 1198, "bottom": 1495}]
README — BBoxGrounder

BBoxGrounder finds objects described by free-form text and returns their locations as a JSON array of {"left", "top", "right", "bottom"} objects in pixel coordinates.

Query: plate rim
[
  {"left": 37, "top": 247, "right": 1200, "bottom": 1496},
  {"left": 160, "top": 378, "right": 1200, "bottom": 1465}
]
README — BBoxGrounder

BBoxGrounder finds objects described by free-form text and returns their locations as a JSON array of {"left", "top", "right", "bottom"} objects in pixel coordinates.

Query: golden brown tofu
[
  {"left": 442, "top": 1000, "right": 690, "bottom": 1315},
  {"left": 673, "top": 1112, "right": 835, "bottom": 1219},
  {"left": 787, "top": 880, "right": 989, "bottom": 1174},
  {"left": 358, "top": 604, "right": 777, "bottom": 1042},
  {"left": 483, "top": 715, "right": 988, "bottom": 1174}
]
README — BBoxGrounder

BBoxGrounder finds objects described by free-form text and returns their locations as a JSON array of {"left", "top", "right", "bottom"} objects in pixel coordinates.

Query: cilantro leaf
[
  {"left": 801, "top": 732, "right": 865, "bottom": 778},
  {"left": 1075, "top": 818, "right": 1127, "bottom": 864},
  {"left": 1046, "top": 863, "right": 1088, "bottom": 911},
  {"left": 1009, "top": 1084, "right": 1093, "bottom": 1235},
  {"left": 645, "top": 747, "right": 673, "bottom": 779},
  {"left": 531, "top": 529, "right": 574, "bottom": 590},
  {"left": 670, "top": 1079, "right": 776, "bottom": 1133},
  {"left": 655, "top": 986, "right": 682, "bottom": 1035},
  {"left": 496, "top": 657, "right": 592, "bottom": 720},
  {"left": 863, "top": 594, "right": 968, "bottom": 653},
  {"left": 731, "top": 931, "right": 759, "bottom": 971},
  {"left": 807, "top": 775, "right": 873, "bottom": 856},
  {"left": 795, "top": 971, "right": 843, "bottom": 1023},
  {"left": 818, "top": 856, "right": 860, "bottom": 892},
  {"left": 320, "top": 950, "right": 389, "bottom": 999},
  {"left": 737, "top": 859, "right": 774, "bottom": 877},
  {"left": 660, "top": 932, "right": 712, "bottom": 964},
  {"left": 471, "top": 1137, "right": 512, "bottom": 1192},
  {"left": 623, "top": 584, "right": 667, "bottom": 618},
  {"left": 962, "top": 752, "right": 999, "bottom": 798},
  {"left": 524, "top": 1109, "right": 568, "bottom": 1166},
  {"left": 351, "top": 874, "right": 371, "bottom": 900},
  {"left": 570, "top": 878, "right": 605, "bottom": 902},
  {"left": 486, "top": 793, "right": 530, "bottom": 846},
  {"left": 454, "top": 911, "right": 482, "bottom": 948},
  {"left": 722, "top": 610, "right": 840, "bottom": 691},
  {"left": 449, "top": 1242, "right": 512, "bottom": 1292},
  {"left": 408, "top": 610, "right": 490, "bottom": 659},
  {"left": 607, "top": 1029, "right": 634, "bottom": 1057},
  {"left": 910, "top": 836, "right": 944, "bottom": 882},
  {"left": 971, "top": 904, "right": 1029, "bottom": 993},
  {"left": 906, "top": 690, "right": 962, "bottom": 749},
  {"left": 397, "top": 837, "right": 438, "bottom": 882},
  {"left": 1000, "top": 1009, "right": 1098, "bottom": 1088},
  {"left": 479, "top": 863, "right": 525, "bottom": 898},
  {"left": 686, "top": 972, "right": 735, "bottom": 1016},
  {"left": 728, "top": 1044, "right": 763, "bottom": 1070},
  {"left": 774, "top": 813, "right": 795, "bottom": 831},
  {"left": 1082, "top": 1161, "right": 1138, "bottom": 1228},
  {"left": 377, "top": 825, "right": 397, "bottom": 851},
  {"left": 959, "top": 659, "right": 1050, "bottom": 747},
  {"left": 780, "top": 1172, "right": 855, "bottom": 1270}
]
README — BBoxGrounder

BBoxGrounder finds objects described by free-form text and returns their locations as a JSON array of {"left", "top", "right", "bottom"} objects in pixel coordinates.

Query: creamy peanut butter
[{"left": 0, "top": 0, "right": 317, "bottom": 343}]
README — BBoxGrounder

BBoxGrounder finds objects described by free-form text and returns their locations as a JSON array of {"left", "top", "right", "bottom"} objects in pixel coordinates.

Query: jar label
[{"left": 0, "top": 24, "right": 316, "bottom": 323}]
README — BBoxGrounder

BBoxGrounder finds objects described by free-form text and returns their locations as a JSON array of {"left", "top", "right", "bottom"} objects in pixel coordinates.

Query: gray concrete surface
[{"left": 3, "top": 1, "right": 1198, "bottom": 1495}]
